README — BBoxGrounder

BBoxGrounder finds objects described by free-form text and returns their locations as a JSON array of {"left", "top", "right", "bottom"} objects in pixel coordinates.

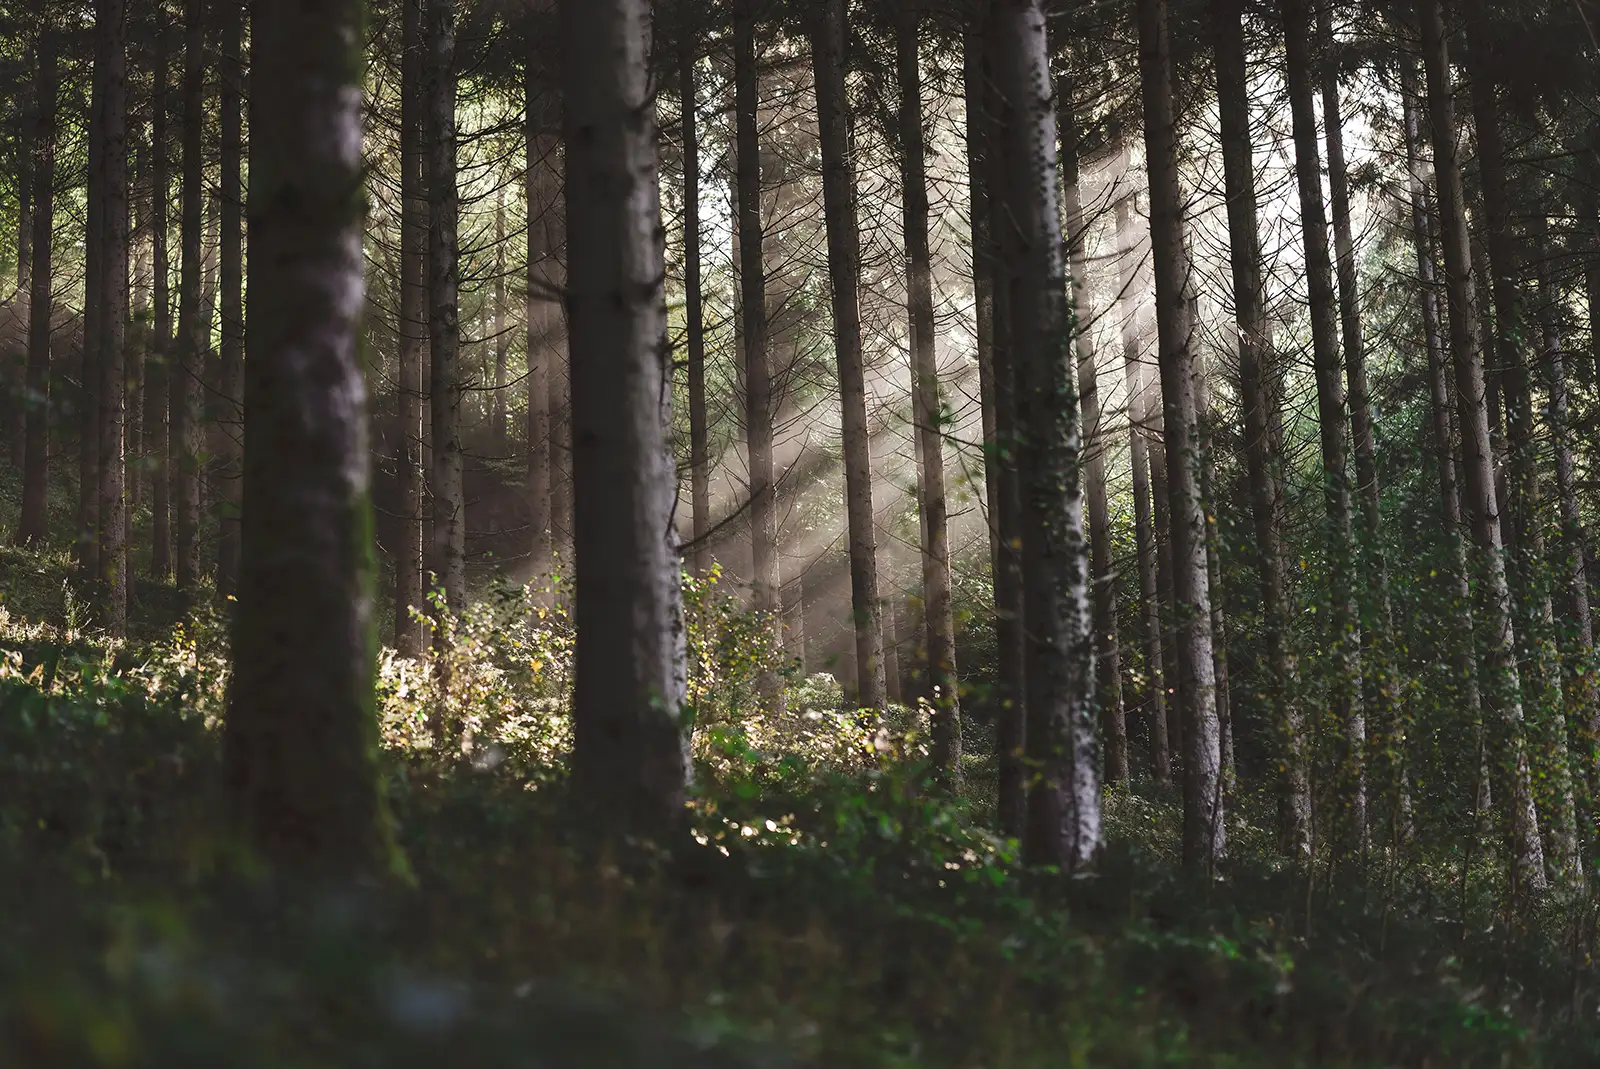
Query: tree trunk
[
  {"left": 492, "top": 186, "right": 508, "bottom": 458},
  {"left": 1418, "top": 0, "right": 1546, "bottom": 894},
  {"left": 1211, "top": 0, "right": 1307, "bottom": 849},
  {"left": 814, "top": 0, "right": 886, "bottom": 708},
  {"left": 1319, "top": 0, "right": 1406, "bottom": 836},
  {"left": 225, "top": 0, "right": 396, "bottom": 876},
  {"left": 1464, "top": 21, "right": 1578, "bottom": 882},
  {"left": 127, "top": 138, "right": 146, "bottom": 516},
  {"left": 974, "top": 15, "right": 1028, "bottom": 838},
  {"left": 524, "top": 8, "right": 558, "bottom": 585},
  {"left": 992, "top": 0, "right": 1097, "bottom": 867},
  {"left": 148, "top": 11, "right": 172, "bottom": 580},
  {"left": 173, "top": 0, "right": 205, "bottom": 601},
  {"left": 80, "top": 26, "right": 105, "bottom": 583},
  {"left": 216, "top": 0, "right": 245, "bottom": 598},
  {"left": 396, "top": 0, "right": 426, "bottom": 653},
  {"left": 1402, "top": 62, "right": 1485, "bottom": 831},
  {"left": 681, "top": 34, "right": 710, "bottom": 579},
  {"left": 563, "top": 0, "right": 691, "bottom": 831},
  {"left": 14, "top": 27, "right": 56, "bottom": 548},
  {"left": 1196, "top": 368, "right": 1234, "bottom": 791},
  {"left": 96, "top": 0, "right": 129, "bottom": 634},
  {"left": 734, "top": 0, "right": 782, "bottom": 714},
  {"left": 1058, "top": 75, "right": 1125, "bottom": 786},
  {"left": 1114, "top": 187, "right": 1170, "bottom": 785},
  {"left": 1137, "top": 0, "right": 1223, "bottom": 869},
  {"left": 898, "top": 5, "right": 961, "bottom": 777},
  {"left": 428, "top": 0, "right": 464, "bottom": 615},
  {"left": 1283, "top": 0, "right": 1366, "bottom": 852}
]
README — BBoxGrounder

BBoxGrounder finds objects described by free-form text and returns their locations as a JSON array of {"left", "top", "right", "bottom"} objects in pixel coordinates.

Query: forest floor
[{"left": 2, "top": 480, "right": 1598, "bottom": 1067}]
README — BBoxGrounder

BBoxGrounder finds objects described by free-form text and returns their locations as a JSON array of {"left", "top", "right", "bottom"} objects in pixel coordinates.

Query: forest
[{"left": 2, "top": 0, "right": 1600, "bottom": 1063}]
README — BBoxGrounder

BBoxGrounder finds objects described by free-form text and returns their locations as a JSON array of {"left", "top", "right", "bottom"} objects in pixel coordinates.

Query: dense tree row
[{"left": 1, "top": 0, "right": 1597, "bottom": 888}]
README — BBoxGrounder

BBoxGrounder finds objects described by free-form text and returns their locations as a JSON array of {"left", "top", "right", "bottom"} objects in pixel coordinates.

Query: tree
[
  {"left": 95, "top": 0, "right": 129, "bottom": 634},
  {"left": 224, "top": 0, "right": 396, "bottom": 876},
  {"left": 395, "top": 0, "right": 426, "bottom": 654},
  {"left": 148, "top": 8, "right": 172, "bottom": 580},
  {"left": 562, "top": 0, "right": 690, "bottom": 832},
  {"left": 897, "top": 3, "right": 960, "bottom": 776},
  {"left": 1137, "top": 0, "right": 1222, "bottom": 870},
  {"left": 1211, "top": 0, "right": 1306, "bottom": 850},
  {"left": 216, "top": 0, "right": 246, "bottom": 598},
  {"left": 812, "top": 0, "right": 886, "bottom": 710},
  {"left": 428, "top": 0, "right": 464, "bottom": 617},
  {"left": 734, "top": 0, "right": 782, "bottom": 713},
  {"left": 14, "top": 21, "right": 56, "bottom": 549},
  {"left": 991, "top": 0, "right": 1098, "bottom": 868},
  {"left": 173, "top": 0, "right": 206, "bottom": 600},
  {"left": 1417, "top": 0, "right": 1545, "bottom": 894}
]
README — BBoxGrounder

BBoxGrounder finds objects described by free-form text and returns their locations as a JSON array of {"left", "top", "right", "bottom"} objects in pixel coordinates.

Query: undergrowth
[{"left": 2, "top": 535, "right": 1599, "bottom": 1067}]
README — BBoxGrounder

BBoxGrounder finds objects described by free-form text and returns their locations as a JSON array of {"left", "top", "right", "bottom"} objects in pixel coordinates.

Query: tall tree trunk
[
  {"left": 396, "top": 0, "right": 426, "bottom": 653},
  {"left": 1196, "top": 367, "right": 1234, "bottom": 790},
  {"left": 1137, "top": 0, "right": 1223, "bottom": 869},
  {"left": 734, "top": 0, "right": 782, "bottom": 713},
  {"left": 975, "top": 15, "right": 1028, "bottom": 837},
  {"left": 992, "top": 0, "right": 1097, "bottom": 868},
  {"left": 428, "top": 0, "right": 464, "bottom": 615},
  {"left": 96, "top": 0, "right": 129, "bottom": 634},
  {"left": 524, "top": 8, "right": 557, "bottom": 584},
  {"left": 216, "top": 0, "right": 245, "bottom": 598},
  {"left": 173, "top": 0, "right": 205, "bottom": 601},
  {"left": 1418, "top": 0, "right": 1545, "bottom": 894},
  {"left": 492, "top": 186, "right": 508, "bottom": 457},
  {"left": 1319, "top": 0, "right": 1406, "bottom": 836},
  {"left": 1211, "top": 0, "right": 1306, "bottom": 849},
  {"left": 127, "top": 139, "right": 146, "bottom": 516},
  {"left": 10, "top": 93, "right": 33, "bottom": 473},
  {"left": 1534, "top": 209, "right": 1599, "bottom": 812},
  {"left": 1058, "top": 77, "right": 1126, "bottom": 786},
  {"left": 225, "top": 0, "right": 396, "bottom": 876},
  {"left": 1402, "top": 62, "right": 1486, "bottom": 830},
  {"left": 1283, "top": 0, "right": 1366, "bottom": 852},
  {"left": 1115, "top": 187, "right": 1170, "bottom": 785},
  {"left": 562, "top": 0, "right": 691, "bottom": 832},
  {"left": 1465, "top": 21, "right": 1578, "bottom": 882},
  {"left": 814, "top": 0, "right": 886, "bottom": 708},
  {"left": 80, "top": 27, "right": 105, "bottom": 583},
  {"left": 681, "top": 34, "right": 710, "bottom": 578},
  {"left": 898, "top": 6, "right": 961, "bottom": 777},
  {"left": 148, "top": 12, "right": 172, "bottom": 580},
  {"left": 14, "top": 27, "right": 56, "bottom": 548}
]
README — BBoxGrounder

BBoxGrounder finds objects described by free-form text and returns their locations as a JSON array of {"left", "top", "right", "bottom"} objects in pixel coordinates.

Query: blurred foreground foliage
[{"left": 3, "top": 541, "right": 1600, "bottom": 1067}]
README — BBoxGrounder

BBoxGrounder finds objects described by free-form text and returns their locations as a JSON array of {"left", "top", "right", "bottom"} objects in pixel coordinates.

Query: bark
[
  {"left": 681, "top": 34, "right": 711, "bottom": 578},
  {"left": 1464, "top": 20, "right": 1578, "bottom": 882},
  {"left": 127, "top": 139, "right": 146, "bottom": 515},
  {"left": 428, "top": 0, "right": 465, "bottom": 614},
  {"left": 225, "top": 0, "right": 396, "bottom": 876},
  {"left": 396, "top": 0, "right": 426, "bottom": 653},
  {"left": 992, "top": 0, "right": 1098, "bottom": 867},
  {"left": 563, "top": 0, "right": 691, "bottom": 830},
  {"left": 96, "top": 0, "right": 129, "bottom": 634},
  {"left": 173, "top": 0, "right": 205, "bottom": 600},
  {"left": 14, "top": 28, "right": 56, "bottom": 548},
  {"left": 492, "top": 187, "right": 508, "bottom": 457},
  {"left": 898, "top": 6, "right": 961, "bottom": 777},
  {"left": 1283, "top": 0, "right": 1366, "bottom": 850},
  {"left": 1211, "top": 0, "right": 1307, "bottom": 849},
  {"left": 80, "top": 27, "right": 105, "bottom": 582},
  {"left": 524, "top": 12, "right": 558, "bottom": 584},
  {"left": 734, "top": 0, "right": 782, "bottom": 713},
  {"left": 1418, "top": 0, "right": 1545, "bottom": 894},
  {"left": 975, "top": 15, "right": 1028, "bottom": 838},
  {"left": 1137, "top": 0, "right": 1222, "bottom": 869},
  {"left": 1058, "top": 77, "right": 1126, "bottom": 785},
  {"left": 1319, "top": 0, "right": 1407, "bottom": 833},
  {"left": 216, "top": 0, "right": 245, "bottom": 598},
  {"left": 1534, "top": 210, "right": 1599, "bottom": 808},
  {"left": 1402, "top": 64, "right": 1486, "bottom": 829},
  {"left": 1115, "top": 188, "right": 1170, "bottom": 784},
  {"left": 814, "top": 0, "right": 887, "bottom": 709},
  {"left": 1197, "top": 369, "right": 1233, "bottom": 790},
  {"left": 148, "top": 13, "right": 172, "bottom": 579}
]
